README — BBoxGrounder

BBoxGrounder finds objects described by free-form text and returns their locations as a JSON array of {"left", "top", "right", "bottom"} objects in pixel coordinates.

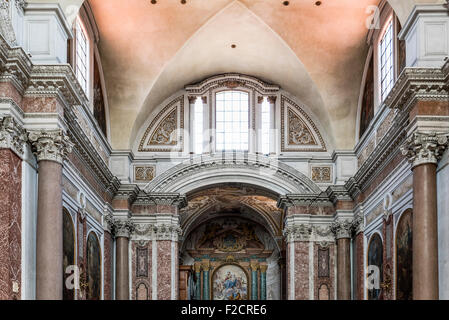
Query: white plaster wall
[
  {"left": 437, "top": 148, "right": 449, "bottom": 299},
  {"left": 21, "top": 147, "right": 38, "bottom": 300}
]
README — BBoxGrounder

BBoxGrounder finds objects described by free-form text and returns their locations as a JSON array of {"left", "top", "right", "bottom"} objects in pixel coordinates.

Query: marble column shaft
[
  {"left": 29, "top": 129, "right": 72, "bottom": 300},
  {"left": 115, "top": 236, "right": 129, "bottom": 300},
  {"left": 402, "top": 132, "right": 447, "bottom": 300}
]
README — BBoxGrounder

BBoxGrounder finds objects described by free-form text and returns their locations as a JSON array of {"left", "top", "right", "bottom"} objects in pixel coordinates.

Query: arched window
[
  {"left": 86, "top": 232, "right": 102, "bottom": 300},
  {"left": 396, "top": 209, "right": 413, "bottom": 300},
  {"left": 367, "top": 233, "right": 383, "bottom": 300},
  {"left": 75, "top": 16, "right": 90, "bottom": 97},
  {"left": 215, "top": 91, "right": 249, "bottom": 151},
  {"left": 379, "top": 16, "right": 394, "bottom": 102},
  {"left": 63, "top": 209, "right": 75, "bottom": 300}
]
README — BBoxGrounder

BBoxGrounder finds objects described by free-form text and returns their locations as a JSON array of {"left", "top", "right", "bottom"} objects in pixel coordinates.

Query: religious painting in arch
[
  {"left": 63, "top": 209, "right": 75, "bottom": 300},
  {"left": 396, "top": 209, "right": 413, "bottom": 300},
  {"left": 212, "top": 264, "right": 248, "bottom": 300},
  {"left": 86, "top": 232, "right": 101, "bottom": 300},
  {"left": 367, "top": 233, "right": 383, "bottom": 300}
]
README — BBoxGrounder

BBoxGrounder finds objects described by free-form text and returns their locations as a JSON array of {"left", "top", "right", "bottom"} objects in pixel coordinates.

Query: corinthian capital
[
  {"left": 0, "top": 116, "right": 27, "bottom": 156},
  {"left": 112, "top": 218, "right": 135, "bottom": 238},
  {"left": 401, "top": 132, "right": 448, "bottom": 168},
  {"left": 28, "top": 129, "right": 74, "bottom": 164},
  {"left": 283, "top": 224, "right": 312, "bottom": 243},
  {"left": 331, "top": 220, "right": 353, "bottom": 240}
]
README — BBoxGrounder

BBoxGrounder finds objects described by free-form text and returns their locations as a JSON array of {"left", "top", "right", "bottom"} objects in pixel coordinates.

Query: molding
[
  {"left": 385, "top": 62, "right": 449, "bottom": 114},
  {"left": 143, "top": 152, "right": 322, "bottom": 195},
  {"left": 185, "top": 73, "right": 280, "bottom": 95}
]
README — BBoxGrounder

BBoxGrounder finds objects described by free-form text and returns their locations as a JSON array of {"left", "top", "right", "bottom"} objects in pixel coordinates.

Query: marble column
[
  {"left": 112, "top": 218, "right": 134, "bottom": 300},
  {"left": 28, "top": 129, "right": 73, "bottom": 300},
  {"left": 202, "top": 260, "right": 210, "bottom": 300},
  {"left": 194, "top": 262, "right": 201, "bottom": 300},
  {"left": 145, "top": 194, "right": 186, "bottom": 300},
  {"left": 331, "top": 220, "right": 353, "bottom": 300},
  {"left": 251, "top": 262, "right": 259, "bottom": 300},
  {"left": 260, "top": 265, "right": 267, "bottom": 300},
  {"left": 402, "top": 132, "right": 448, "bottom": 300}
]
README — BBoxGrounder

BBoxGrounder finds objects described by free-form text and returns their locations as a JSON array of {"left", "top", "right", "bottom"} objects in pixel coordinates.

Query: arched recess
[
  {"left": 63, "top": 208, "right": 76, "bottom": 300},
  {"left": 128, "top": 0, "right": 334, "bottom": 150},
  {"left": 367, "top": 232, "right": 383, "bottom": 300},
  {"left": 395, "top": 209, "right": 413, "bottom": 300},
  {"left": 86, "top": 231, "right": 102, "bottom": 300},
  {"left": 144, "top": 153, "right": 322, "bottom": 196}
]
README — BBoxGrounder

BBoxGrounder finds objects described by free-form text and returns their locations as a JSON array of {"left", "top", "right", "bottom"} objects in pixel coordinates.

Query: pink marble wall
[
  {"left": 0, "top": 149, "right": 22, "bottom": 300},
  {"left": 131, "top": 241, "right": 151, "bottom": 300},
  {"left": 157, "top": 240, "right": 172, "bottom": 300},
  {"left": 314, "top": 243, "right": 335, "bottom": 300},
  {"left": 355, "top": 232, "right": 365, "bottom": 300},
  {"left": 0, "top": 82, "right": 23, "bottom": 108},
  {"left": 22, "top": 97, "right": 63, "bottom": 115},
  {"left": 294, "top": 242, "right": 309, "bottom": 300}
]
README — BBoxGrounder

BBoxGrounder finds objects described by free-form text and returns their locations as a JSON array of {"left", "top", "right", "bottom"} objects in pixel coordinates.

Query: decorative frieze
[
  {"left": 135, "top": 166, "right": 155, "bottom": 182},
  {"left": 401, "top": 131, "right": 448, "bottom": 168},
  {"left": 0, "top": 115, "right": 27, "bottom": 156},
  {"left": 134, "top": 223, "right": 182, "bottom": 241},
  {"left": 311, "top": 166, "right": 332, "bottom": 183},
  {"left": 28, "top": 129, "right": 73, "bottom": 164}
]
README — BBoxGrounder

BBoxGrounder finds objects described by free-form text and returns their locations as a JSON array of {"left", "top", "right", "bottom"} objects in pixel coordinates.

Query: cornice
[
  {"left": 325, "top": 185, "right": 353, "bottom": 205},
  {"left": 277, "top": 193, "right": 333, "bottom": 210},
  {"left": 142, "top": 193, "right": 188, "bottom": 208},
  {"left": 384, "top": 65, "right": 449, "bottom": 114},
  {"left": 114, "top": 184, "right": 141, "bottom": 204}
]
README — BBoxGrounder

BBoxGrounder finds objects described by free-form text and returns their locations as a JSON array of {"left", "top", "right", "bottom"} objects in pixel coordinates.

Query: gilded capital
[
  {"left": 260, "top": 265, "right": 268, "bottom": 273},
  {"left": 28, "top": 129, "right": 74, "bottom": 164},
  {"left": 401, "top": 132, "right": 448, "bottom": 168},
  {"left": 0, "top": 116, "right": 27, "bottom": 156},
  {"left": 194, "top": 262, "right": 202, "bottom": 273}
]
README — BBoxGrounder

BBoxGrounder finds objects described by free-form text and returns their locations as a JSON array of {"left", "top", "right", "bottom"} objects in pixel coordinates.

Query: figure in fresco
[{"left": 213, "top": 265, "right": 247, "bottom": 300}]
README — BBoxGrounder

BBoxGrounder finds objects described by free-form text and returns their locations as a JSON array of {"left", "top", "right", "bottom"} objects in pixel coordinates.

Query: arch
[
  {"left": 395, "top": 208, "right": 413, "bottom": 300},
  {"left": 367, "top": 232, "right": 383, "bottom": 300},
  {"left": 62, "top": 208, "right": 76, "bottom": 300},
  {"left": 144, "top": 153, "right": 322, "bottom": 195},
  {"left": 86, "top": 231, "right": 102, "bottom": 300}
]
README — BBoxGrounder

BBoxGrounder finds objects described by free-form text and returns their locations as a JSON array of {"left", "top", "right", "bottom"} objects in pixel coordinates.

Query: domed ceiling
[{"left": 28, "top": 0, "right": 447, "bottom": 150}]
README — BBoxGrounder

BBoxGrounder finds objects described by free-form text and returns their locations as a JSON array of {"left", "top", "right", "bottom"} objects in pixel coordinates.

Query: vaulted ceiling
[{"left": 29, "top": 0, "right": 448, "bottom": 150}]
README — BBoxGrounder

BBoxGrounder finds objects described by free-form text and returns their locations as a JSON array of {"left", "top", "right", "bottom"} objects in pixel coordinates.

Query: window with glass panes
[
  {"left": 379, "top": 19, "right": 394, "bottom": 102},
  {"left": 215, "top": 91, "right": 249, "bottom": 151},
  {"left": 76, "top": 18, "right": 89, "bottom": 96},
  {"left": 261, "top": 97, "right": 270, "bottom": 155}
]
